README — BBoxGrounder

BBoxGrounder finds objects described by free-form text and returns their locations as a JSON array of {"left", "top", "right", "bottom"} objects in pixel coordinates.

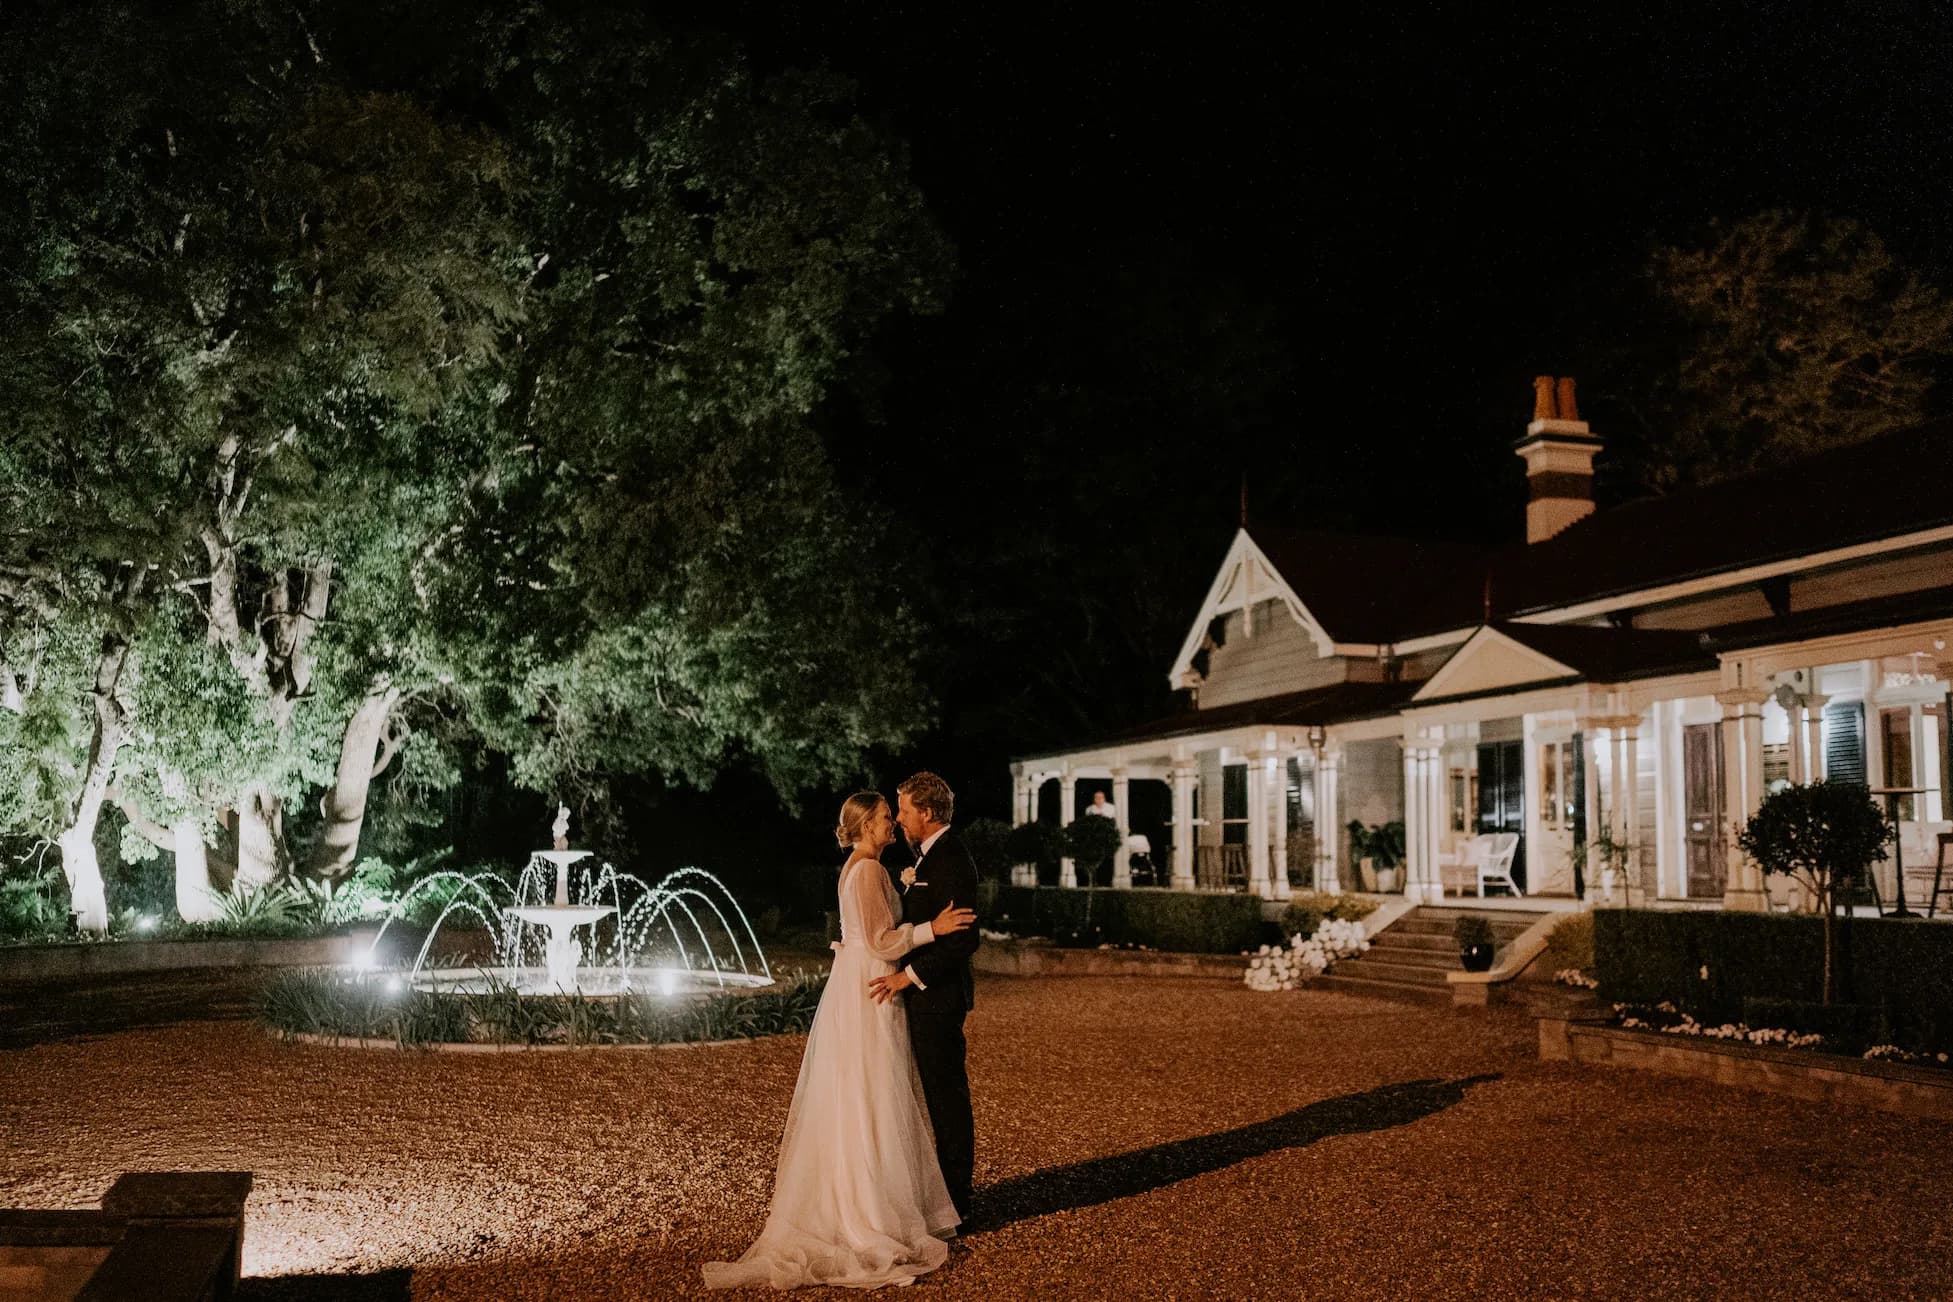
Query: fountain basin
[{"left": 407, "top": 965, "right": 774, "bottom": 998}]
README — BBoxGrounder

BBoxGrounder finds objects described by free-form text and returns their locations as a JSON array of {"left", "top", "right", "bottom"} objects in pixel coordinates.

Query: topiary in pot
[
  {"left": 1454, "top": 913, "right": 1497, "bottom": 972},
  {"left": 1737, "top": 780, "right": 1892, "bottom": 1005}
]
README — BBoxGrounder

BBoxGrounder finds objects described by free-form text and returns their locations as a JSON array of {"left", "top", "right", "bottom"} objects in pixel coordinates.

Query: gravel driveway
[{"left": 1, "top": 967, "right": 1946, "bottom": 1299}]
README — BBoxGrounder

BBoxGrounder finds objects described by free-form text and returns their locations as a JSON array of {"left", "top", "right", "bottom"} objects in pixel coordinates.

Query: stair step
[
  {"left": 1335, "top": 957, "right": 1453, "bottom": 984},
  {"left": 1373, "top": 931, "right": 1463, "bottom": 953},
  {"left": 1352, "top": 947, "right": 1461, "bottom": 972},
  {"left": 1310, "top": 971, "right": 1455, "bottom": 1006}
]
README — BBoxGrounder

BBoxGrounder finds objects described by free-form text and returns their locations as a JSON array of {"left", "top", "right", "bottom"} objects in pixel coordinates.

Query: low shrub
[
  {"left": 0, "top": 865, "right": 69, "bottom": 941},
  {"left": 1596, "top": 909, "right": 1953, "bottom": 1054},
  {"left": 258, "top": 966, "right": 829, "bottom": 1047},
  {"left": 983, "top": 886, "right": 1261, "bottom": 953},
  {"left": 1542, "top": 911, "right": 1595, "bottom": 973},
  {"left": 1278, "top": 890, "right": 1376, "bottom": 939}
]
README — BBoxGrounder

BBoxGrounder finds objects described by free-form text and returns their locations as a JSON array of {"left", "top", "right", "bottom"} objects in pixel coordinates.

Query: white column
[
  {"left": 1170, "top": 760, "right": 1196, "bottom": 891},
  {"left": 1623, "top": 720, "right": 1642, "bottom": 907},
  {"left": 1058, "top": 772, "right": 1078, "bottom": 888},
  {"left": 1012, "top": 765, "right": 1032, "bottom": 826},
  {"left": 1314, "top": 748, "right": 1341, "bottom": 894},
  {"left": 1111, "top": 769, "right": 1132, "bottom": 889},
  {"left": 1270, "top": 753, "right": 1293, "bottom": 901},
  {"left": 1245, "top": 750, "right": 1271, "bottom": 897},
  {"left": 1787, "top": 698, "right": 1808, "bottom": 786},
  {"left": 1804, "top": 692, "right": 1829, "bottom": 783},
  {"left": 1717, "top": 687, "right": 1771, "bottom": 911},
  {"left": 1426, "top": 744, "right": 1447, "bottom": 903},
  {"left": 1578, "top": 723, "right": 1606, "bottom": 907}
]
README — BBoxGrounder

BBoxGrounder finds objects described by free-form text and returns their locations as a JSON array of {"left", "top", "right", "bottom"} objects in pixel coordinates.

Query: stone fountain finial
[{"left": 552, "top": 803, "right": 570, "bottom": 852}]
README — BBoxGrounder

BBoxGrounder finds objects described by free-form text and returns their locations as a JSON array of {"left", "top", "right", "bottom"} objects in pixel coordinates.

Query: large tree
[
  {"left": 0, "top": 0, "right": 950, "bottom": 927},
  {"left": 1605, "top": 210, "right": 1953, "bottom": 494}
]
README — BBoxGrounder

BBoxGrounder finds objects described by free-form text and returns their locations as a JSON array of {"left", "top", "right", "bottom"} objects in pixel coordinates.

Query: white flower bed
[
  {"left": 1616, "top": 1004, "right": 1824, "bottom": 1050},
  {"left": 1554, "top": 968, "right": 1600, "bottom": 990},
  {"left": 1244, "top": 917, "right": 1369, "bottom": 991}
]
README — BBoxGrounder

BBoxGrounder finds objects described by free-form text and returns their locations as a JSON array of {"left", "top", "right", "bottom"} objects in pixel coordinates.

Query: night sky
[{"left": 564, "top": 5, "right": 1953, "bottom": 866}]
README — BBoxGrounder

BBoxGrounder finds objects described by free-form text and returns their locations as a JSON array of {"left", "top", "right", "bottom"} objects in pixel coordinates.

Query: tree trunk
[
  {"left": 233, "top": 783, "right": 285, "bottom": 892},
  {"left": 58, "top": 627, "right": 137, "bottom": 933},
  {"left": 173, "top": 819, "right": 219, "bottom": 922},
  {"left": 305, "top": 680, "right": 402, "bottom": 880},
  {"left": 1822, "top": 884, "right": 1838, "bottom": 1005}
]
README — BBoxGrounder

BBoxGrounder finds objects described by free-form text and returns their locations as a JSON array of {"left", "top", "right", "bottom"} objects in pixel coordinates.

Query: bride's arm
[{"left": 848, "top": 863, "right": 934, "bottom": 963}]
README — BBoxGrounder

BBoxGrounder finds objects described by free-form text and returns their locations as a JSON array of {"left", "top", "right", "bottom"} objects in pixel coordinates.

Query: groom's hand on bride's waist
[{"left": 868, "top": 970, "right": 914, "bottom": 1004}]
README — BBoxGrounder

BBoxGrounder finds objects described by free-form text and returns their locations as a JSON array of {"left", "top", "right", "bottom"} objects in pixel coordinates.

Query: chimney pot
[{"left": 1515, "top": 375, "right": 1601, "bottom": 543}]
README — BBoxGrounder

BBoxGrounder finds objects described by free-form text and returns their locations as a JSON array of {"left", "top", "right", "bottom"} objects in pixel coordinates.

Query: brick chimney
[{"left": 1515, "top": 376, "right": 1602, "bottom": 543}]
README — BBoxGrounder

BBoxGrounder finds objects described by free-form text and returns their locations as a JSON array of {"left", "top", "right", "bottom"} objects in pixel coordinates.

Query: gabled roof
[
  {"left": 1486, "top": 419, "right": 1953, "bottom": 623},
  {"left": 1237, "top": 419, "right": 1953, "bottom": 646},
  {"left": 1410, "top": 622, "right": 1718, "bottom": 704},
  {"left": 1243, "top": 527, "right": 1492, "bottom": 645}
]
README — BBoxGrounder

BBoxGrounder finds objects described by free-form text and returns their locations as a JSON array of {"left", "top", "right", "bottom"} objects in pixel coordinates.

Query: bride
[{"left": 703, "top": 792, "right": 977, "bottom": 1290}]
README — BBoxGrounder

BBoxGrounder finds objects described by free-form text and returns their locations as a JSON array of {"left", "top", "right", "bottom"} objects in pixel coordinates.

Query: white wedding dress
[{"left": 703, "top": 857, "right": 959, "bottom": 1290}]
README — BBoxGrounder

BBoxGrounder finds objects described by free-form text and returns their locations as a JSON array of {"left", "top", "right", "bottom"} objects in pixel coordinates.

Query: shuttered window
[{"left": 1824, "top": 700, "right": 1866, "bottom": 784}]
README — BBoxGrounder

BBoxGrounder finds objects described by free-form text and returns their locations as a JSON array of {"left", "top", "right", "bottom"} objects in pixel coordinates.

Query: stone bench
[{"left": 0, "top": 1172, "right": 251, "bottom": 1302}]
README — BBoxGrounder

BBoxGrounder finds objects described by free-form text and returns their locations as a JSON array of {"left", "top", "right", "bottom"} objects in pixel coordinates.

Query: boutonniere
[{"left": 900, "top": 866, "right": 926, "bottom": 894}]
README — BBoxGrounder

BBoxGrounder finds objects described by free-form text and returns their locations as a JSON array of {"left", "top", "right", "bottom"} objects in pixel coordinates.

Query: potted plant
[
  {"left": 1062, "top": 814, "right": 1126, "bottom": 943},
  {"left": 1454, "top": 914, "right": 1496, "bottom": 972},
  {"left": 1573, "top": 824, "right": 1634, "bottom": 903},
  {"left": 1346, "top": 820, "right": 1406, "bottom": 893}
]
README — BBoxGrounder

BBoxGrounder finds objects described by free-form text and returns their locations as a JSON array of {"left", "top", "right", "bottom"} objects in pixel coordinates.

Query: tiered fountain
[{"left": 360, "top": 805, "right": 772, "bottom": 998}]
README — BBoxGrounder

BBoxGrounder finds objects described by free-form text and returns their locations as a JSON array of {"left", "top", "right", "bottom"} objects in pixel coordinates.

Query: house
[{"left": 1011, "top": 379, "right": 1953, "bottom": 914}]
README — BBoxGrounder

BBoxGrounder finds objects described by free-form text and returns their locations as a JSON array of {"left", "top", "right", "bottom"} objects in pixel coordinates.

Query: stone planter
[
  {"left": 0, "top": 933, "right": 371, "bottom": 984},
  {"left": 1539, "top": 1015, "right": 1953, "bottom": 1121}
]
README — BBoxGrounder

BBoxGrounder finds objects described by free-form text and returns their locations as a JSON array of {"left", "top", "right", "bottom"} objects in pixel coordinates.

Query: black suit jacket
[{"left": 898, "top": 826, "right": 980, "bottom": 1010}]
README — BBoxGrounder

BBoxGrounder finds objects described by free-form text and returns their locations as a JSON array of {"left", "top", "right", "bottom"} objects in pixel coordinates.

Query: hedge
[
  {"left": 990, "top": 886, "right": 1263, "bottom": 954},
  {"left": 1595, "top": 909, "right": 1953, "bottom": 1050}
]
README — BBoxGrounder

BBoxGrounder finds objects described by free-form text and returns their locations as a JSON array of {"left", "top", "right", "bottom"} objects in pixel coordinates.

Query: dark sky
[{"left": 699, "top": 3, "right": 1953, "bottom": 538}]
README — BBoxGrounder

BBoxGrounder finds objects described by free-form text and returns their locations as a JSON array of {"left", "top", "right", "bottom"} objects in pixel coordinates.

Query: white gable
[
  {"left": 1411, "top": 626, "right": 1580, "bottom": 702},
  {"left": 1168, "top": 530, "right": 1334, "bottom": 689}
]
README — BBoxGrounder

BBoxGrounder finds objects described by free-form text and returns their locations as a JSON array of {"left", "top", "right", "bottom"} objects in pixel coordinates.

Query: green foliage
[
  {"left": 1062, "top": 815, "right": 1124, "bottom": 868},
  {"left": 1614, "top": 210, "right": 1953, "bottom": 493},
  {"left": 257, "top": 966, "right": 829, "bottom": 1046},
  {"left": 1737, "top": 781, "right": 1892, "bottom": 896},
  {"left": 1594, "top": 909, "right": 1953, "bottom": 1054},
  {"left": 1453, "top": 914, "right": 1496, "bottom": 950},
  {"left": 991, "top": 885, "right": 1262, "bottom": 953},
  {"left": 960, "top": 818, "right": 1013, "bottom": 881},
  {"left": 1006, "top": 821, "right": 1064, "bottom": 867},
  {"left": 1278, "top": 890, "right": 1377, "bottom": 940},
  {"left": 1346, "top": 820, "right": 1406, "bottom": 869},
  {"left": 204, "top": 886, "right": 309, "bottom": 938},
  {"left": 1542, "top": 910, "right": 1596, "bottom": 972},
  {"left": 0, "top": 859, "right": 69, "bottom": 941}
]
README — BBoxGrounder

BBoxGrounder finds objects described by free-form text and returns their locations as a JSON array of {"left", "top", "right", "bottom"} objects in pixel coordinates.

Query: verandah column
[
  {"left": 1403, "top": 740, "right": 1446, "bottom": 905},
  {"left": 1716, "top": 686, "right": 1771, "bottom": 911},
  {"left": 1058, "top": 771, "right": 1078, "bottom": 888},
  {"left": 1313, "top": 746, "right": 1342, "bottom": 893},
  {"left": 1622, "top": 718, "right": 1643, "bottom": 906},
  {"left": 1111, "top": 768, "right": 1132, "bottom": 889},
  {"left": 1010, "top": 766, "right": 1036, "bottom": 886},
  {"left": 1246, "top": 747, "right": 1272, "bottom": 897},
  {"left": 1170, "top": 759, "right": 1197, "bottom": 891},
  {"left": 1270, "top": 751, "right": 1293, "bottom": 901},
  {"left": 1803, "top": 691, "right": 1829, "bottom": 782}
]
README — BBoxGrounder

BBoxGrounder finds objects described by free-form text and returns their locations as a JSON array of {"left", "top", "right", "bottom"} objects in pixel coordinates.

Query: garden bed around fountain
[{"left": 258, "top": 965, "right": 826, "bottom": 1049}]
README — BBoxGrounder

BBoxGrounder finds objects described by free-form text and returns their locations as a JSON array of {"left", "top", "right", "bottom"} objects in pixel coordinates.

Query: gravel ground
[{"left": 2, "top": 965, "right": 1949, "bottom": 1301}]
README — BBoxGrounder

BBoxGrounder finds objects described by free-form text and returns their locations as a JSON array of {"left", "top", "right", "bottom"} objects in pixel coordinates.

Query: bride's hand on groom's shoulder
[{"left": 932, "top": 900, "right": 977, "bottom": 935}]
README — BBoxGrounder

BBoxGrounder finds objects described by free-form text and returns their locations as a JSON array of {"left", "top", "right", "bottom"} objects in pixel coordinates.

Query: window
[{"left": 1882, "top": 707, "right": 1916, "bottom": 821}]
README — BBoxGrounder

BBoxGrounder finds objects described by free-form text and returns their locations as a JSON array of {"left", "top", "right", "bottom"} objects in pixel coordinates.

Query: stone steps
[{"left": 1312, "top": 906, "right": 1539, "bottom": 1007}]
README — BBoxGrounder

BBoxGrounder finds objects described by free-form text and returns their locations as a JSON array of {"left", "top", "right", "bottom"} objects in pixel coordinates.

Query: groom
[{"left": 869, "top": 770, "right": 979, "bottom": 1231}]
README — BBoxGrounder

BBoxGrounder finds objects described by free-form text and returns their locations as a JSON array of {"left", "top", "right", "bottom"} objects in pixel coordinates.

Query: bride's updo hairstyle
[{"left": 835, "top": 792, "right": 886, "bottom": 849}]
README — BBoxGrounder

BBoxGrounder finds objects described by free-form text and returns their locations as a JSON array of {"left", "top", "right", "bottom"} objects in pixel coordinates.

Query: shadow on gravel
[
  {"left": 970, "top": 1074, "right": 1499, "bottom": 1233},
  {"left": 239, "top": 1269, "right": 412, "bottom": 1301},
  {"left": 0, "top": 970, "right": 259, "bottom": 1050}
]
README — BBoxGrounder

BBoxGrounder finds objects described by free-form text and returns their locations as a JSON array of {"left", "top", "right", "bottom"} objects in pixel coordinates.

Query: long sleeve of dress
[{"left": 846, "top": 863, "right": 935, "bottom": 963}]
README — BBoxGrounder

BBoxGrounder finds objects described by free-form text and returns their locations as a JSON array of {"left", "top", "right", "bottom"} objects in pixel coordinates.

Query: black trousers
[{"left": 906, "top": 992, "right": 974, "bottom": 1222}]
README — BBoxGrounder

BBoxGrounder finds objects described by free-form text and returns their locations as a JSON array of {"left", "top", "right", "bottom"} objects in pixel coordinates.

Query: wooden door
[{"left": 1683, "top": 722, "right": 1725, "bottom": 898}]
